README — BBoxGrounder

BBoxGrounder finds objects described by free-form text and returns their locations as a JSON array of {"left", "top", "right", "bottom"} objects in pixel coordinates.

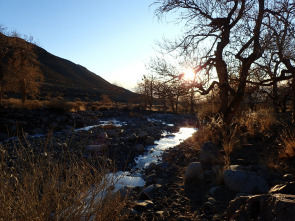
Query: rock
[
  {"left": 184, "top": 162, "right": 204, "bottom": 183},
  {"left": 227, "top": 194, "right": 295, "bottom": 221},
  {"left": 86, "top": 144, "right": 107, "bottom": 154},
  {"left": 199, "top": 142, "right": 222, "bottom": 167},
  {"left": 107, "top": 130, "right": 120, "bottom": 138},
  {"left": 118, "top": 186, "right": 133, "bottom": 198},
  {"left": 138, "top": 131, "right": 148, "bottom": 139},
  {"left": 98, "top": 132, "right": 108, "bottom": 142},
  {"left": 128, "top": 134, "right": 137, "bottom": 141},
  {"left": 141, "top": 184, "right": 162, "bottom": 195},
  {"left": 223, "top": 169, "right": 269, "bottom": 194},
  {"left": 162, "top": 152, "right": 170, "bottom": 161},
  {"left": 134, "top": 200, "right": 154, "bottom": 211},
  {"left": 207, "top": 197, "right": 216, "bottom": 204},
  {"left": 138, "top": 192, "right": 151, "bottom": 200},
  {"left": 270, "top": 182, "right": 295, "bottom": 195},
  {"left": 145, "top": 174, "right": 157, "bottom": 186},
  {"left": 202, "top": 202, "right": 214, "bottom": 215},
  {"left": 228, "top": 165, "right": 245, "bottom": 171},
  {"left": 31, "top": 128, "right": 44, "bottom": 135},
  {"left": 209, "top": 186, "right": 222, "bottom": 196},
  {"left": 145, "top": 136, "right": 155, "bottom": 145},
  {"left": 147, "top": 162, "right": 157, "bottom": 171},
  {"left": 134, "top": 144, "right": 144, "bottom": 153}
]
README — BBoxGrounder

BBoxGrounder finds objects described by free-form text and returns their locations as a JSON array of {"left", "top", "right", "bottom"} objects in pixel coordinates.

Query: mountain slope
[{"left": 0, "top": 33, "right": 138, "bottom": 102}]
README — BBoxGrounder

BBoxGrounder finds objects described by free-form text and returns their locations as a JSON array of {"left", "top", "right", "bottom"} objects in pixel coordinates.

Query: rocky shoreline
[{"left": 124, "top": 117, "right": 295, "bottom": 220}]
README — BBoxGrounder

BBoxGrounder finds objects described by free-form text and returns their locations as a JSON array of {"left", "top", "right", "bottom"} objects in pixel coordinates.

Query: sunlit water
[
  {"left": 75, "top": 119, "right": 126, "bottom": 131},
  {"left": 107, "top": 127, "right": 197, "bottom": 190}
]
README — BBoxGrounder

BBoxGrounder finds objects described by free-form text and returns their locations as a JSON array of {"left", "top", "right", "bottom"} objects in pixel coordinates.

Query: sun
[{"left": 183, "top": 67, "right": 196, "bottom": 81}]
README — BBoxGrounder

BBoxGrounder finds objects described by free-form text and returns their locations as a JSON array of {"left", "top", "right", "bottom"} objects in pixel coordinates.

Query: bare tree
[{"left": 153, "top": 0, "right": 294, "bottom": 123}]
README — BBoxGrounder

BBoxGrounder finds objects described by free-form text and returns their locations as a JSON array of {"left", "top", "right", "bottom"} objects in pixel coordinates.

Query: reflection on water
[
  {"left": 116, "top": 127, "right": 197, "bottom": 187},
  {"left": 75, "top": 119, "right": 126, "bottom": 131},
  {"left": 134, "top": 128, "right": 197, "bottom": 170}
]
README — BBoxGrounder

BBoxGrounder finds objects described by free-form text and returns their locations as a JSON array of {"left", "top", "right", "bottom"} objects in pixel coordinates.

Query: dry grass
[
  {"left": 279, "top": 129, "right": 295, "bottom": 159},
  {"left": 193, "top": 107, "right": 277, "bottom": 170},
  {"left": 0, "top": 98, "right": 45, "bottom": 109},
  {"left": 196, "top": 102, "right": 219, "bottom": 122},
  {"left": 221, "top": 125, "right": 240, "bottom": 169},
  {"left": 47, "top": 98, "right": 87, "bottom": 112},
  {"left": 0, "top": 138, "right": 128, "bottom": 221},
  {"left": 238, "top": 108, "right": 277, "bottom": 135}
]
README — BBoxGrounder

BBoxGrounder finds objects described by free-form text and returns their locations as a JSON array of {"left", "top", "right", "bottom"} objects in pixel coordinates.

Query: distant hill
[{"left": 0, "top": 33, "right": 139, "bottom": 102}]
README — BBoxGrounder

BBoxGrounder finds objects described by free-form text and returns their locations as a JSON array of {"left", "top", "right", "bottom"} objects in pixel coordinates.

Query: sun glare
[{"left": 183, "top": 68, "right": 196, "bottom": 81}]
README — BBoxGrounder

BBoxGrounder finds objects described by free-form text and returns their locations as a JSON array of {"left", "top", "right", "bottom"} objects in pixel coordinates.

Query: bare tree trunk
[{"left": 273, "top": 80, "right": 279, "bottom": 113}]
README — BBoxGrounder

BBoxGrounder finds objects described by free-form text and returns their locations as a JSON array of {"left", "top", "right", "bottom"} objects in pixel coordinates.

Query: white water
[
  {"left": 75, "top": 119, "right": 127, "bottom": 131},
  {"left": 109, "top": 127, "right": 197, "bottom": 189}
]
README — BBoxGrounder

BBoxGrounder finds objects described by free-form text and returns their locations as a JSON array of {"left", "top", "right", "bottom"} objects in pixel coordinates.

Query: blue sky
[{"left": 0, "top": 0, "right": 182, "bottom": 91}]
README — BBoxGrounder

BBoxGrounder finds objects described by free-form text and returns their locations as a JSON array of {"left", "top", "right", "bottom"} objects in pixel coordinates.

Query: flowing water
[{"left": 107, "top": 127, "right": 197, "bottom": 191}]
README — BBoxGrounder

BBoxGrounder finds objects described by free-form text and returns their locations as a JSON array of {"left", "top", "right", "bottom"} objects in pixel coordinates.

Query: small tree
[{"left": 0, "top": 30, "right": 44, "bottom": 105}]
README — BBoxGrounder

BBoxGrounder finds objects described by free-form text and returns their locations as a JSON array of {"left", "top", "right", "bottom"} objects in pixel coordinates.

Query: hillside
[{"left": 0, "top": 33, "right": 139, "bottom": 102}]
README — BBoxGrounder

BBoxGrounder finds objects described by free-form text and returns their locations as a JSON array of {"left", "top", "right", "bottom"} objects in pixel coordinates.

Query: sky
[{"left": 0, "top": 0, "right": 183, "bottom": 91}]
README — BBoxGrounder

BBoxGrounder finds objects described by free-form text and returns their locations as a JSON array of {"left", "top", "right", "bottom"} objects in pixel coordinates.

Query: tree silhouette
[{"left": 154, "top": 0, "right": 295, "bottom": 123}]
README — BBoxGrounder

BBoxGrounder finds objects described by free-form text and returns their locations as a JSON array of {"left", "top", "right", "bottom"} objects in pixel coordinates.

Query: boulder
[
  {"left": 138, "top": 131, "right": 148, "bottom": 139},
  {"left": 184, "top": 162, "right": 204, "bottom": 183},
  {"left": 145, "top": 136, "right": 155, "bottom": 145},
  {"left": 135, "top": 144, "right": 144, "bottom": 153},
  {"left": 227, "top": 194, "right": 295, "bottom": 221},
  {"left": 134, "top": 200, "right": 154, "bottom": 211},
  {"left": 86, "top": 144, "right": 107, "bottom": 155},
  {"left": 107, "top": 130, "right": 120, "bottom": 138},
  {"left": 223, "top": 169, "right": 269, "bottom": 194},
  {"left": 128, "top": 134, "right": 137, "bottom": 141}
]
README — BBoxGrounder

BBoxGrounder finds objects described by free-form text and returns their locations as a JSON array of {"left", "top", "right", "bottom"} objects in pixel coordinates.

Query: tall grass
[
  {"left": 192, "top": 107, "right": 277, "bottom": 169},
  {"left": 238, "top": 108, "right": 277, "bottom": 135},
  {"left": 279, "top": 129, "right": 295, "bottom": 159},
  {"left": 0, "top": 137, "right": 128, "bottom": 221}
]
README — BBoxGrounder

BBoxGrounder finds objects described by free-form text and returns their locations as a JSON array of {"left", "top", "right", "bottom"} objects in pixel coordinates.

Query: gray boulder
[
  {"left": 227, "top": 194, "right": 295, "bottom": 221},
  {"left": 223, "top": 169, "right": 269, "bottom": 194},
  {"left": 145, "top": 136, "right": 155, "bottom": 145},
  {"left": 135, "top": 144, "right": 144, "bottom": 153},
  {"left": 138, "top": 131, "right": 148, "bottom": 139},
  {"left": 184, "top": 162, "right": 204, "bottom": 183}
]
